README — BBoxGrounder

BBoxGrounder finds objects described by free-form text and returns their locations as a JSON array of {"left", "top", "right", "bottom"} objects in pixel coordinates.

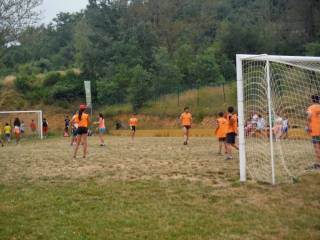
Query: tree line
[{"left": 0, "top": 0, "right": 319, "bottom": 110}]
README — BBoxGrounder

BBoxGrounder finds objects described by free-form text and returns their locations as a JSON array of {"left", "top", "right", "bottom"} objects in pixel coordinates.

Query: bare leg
[
  {"left": 226, "top": 144, "right": 232, "bottom": 159},
  {"left": 82, "top": 134, "right": 88, "bottom": 158},
  {"left": 231, "top": 144, "right": 239, "bottom": 150},
  {"left": 218, "top": 141, "right": 222, "bottom": 154},
  {"left": 313, "top": 143, "right": 320, "bottom": 162},
  {"left": 186, "top": 128, "right": 190, "bottom": 144},
  {"left": 224, "top": 142, "right": 228, "bottom": 154},
  {"left": 183, "top": 127, "right": 187, "bottom": 144},
  {"left": 73, "top": 135, "right": 81, "bottom": 158},
  {"left": 99, "top": 133, "right": 104, "bottom": 145}
]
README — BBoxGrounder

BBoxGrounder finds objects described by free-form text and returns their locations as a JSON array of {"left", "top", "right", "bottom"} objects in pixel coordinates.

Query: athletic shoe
[{"left": 225, "top": 156, "right": 233, "bottom": 160}]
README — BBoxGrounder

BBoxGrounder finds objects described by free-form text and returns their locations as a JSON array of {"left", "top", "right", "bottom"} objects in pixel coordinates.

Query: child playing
[
  {"left": 129, "top": 114, "right": 138, "bottom": 142},
  {"left": 215, "top": 112, "right": 227, "bottom": 155},
  {"left": 180, "top": 107, "right": 192, "bottom": 145},
  {"left": 4, "top": 123, "right": 11, "bottom": 143}
]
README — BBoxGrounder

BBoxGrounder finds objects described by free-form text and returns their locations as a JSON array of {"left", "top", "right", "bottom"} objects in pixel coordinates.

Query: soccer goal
[
  {"left": 237, "top": 54, "right": 320, "bottom": 184},
  {"left": 0, "top": 110, "right": 43, "bottom": 139}
]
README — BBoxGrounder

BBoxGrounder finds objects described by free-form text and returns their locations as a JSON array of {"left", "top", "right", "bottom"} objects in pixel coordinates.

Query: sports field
[{"left": 1, "top": 136, "right": 320, "bottom": 239}]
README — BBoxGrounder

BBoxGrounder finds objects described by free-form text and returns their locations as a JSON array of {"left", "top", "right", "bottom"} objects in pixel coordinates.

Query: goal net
[
  {"left": 237, "top": 55, "right": 320, "bottom": 184},
  {"left": 0, "top": 111, "right": 43, "bottom": 139}
]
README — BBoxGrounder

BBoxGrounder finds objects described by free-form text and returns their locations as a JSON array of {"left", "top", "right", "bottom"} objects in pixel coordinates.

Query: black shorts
[
  {"left": 218, "top": 137, "right": 226, "bottom": 142},
  {"left": 77, "top": 127, "right": 88, "bottom": 135},
  {"left": 226, "top": 133, "right": 236, "bottom": 144},
  {"left": 184, "top": 125, "right": 191, "bottom": 130},
  {"left": 130, "top": 126, "right": 136, "bottom": 132}
]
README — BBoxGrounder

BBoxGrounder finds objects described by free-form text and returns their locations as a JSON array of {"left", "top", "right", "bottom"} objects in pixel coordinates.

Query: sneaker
[{"left": 225, "top": 156, "right": 233, "bottom": 160}]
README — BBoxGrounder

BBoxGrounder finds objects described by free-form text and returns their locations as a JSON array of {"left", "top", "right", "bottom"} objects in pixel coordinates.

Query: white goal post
[
  {"left": 237, "top": 54, "right": 320, "bottom": 184},
  {"left": 0, "top": 110, "right": 43, "bottom": 139}
]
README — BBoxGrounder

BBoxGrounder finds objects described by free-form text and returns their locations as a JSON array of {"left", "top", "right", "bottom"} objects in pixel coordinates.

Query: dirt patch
[{"left": 0, "top": 137, "right": 239, "bottom": 186}]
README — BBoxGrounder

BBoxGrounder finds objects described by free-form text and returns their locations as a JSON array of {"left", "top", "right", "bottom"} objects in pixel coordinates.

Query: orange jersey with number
[
  {"left": 308, "top": 104, "right": 320, "bottom": 136},
  {"left": 129, "top": 117, "right": 138, "bottom": 126},
  {"left": 180, "top": 112, "right": 192, "bottom": 126},
  {"left": 226, "top": 113, "right": 238, "bottom": 134},
  {"left": 216, "top": 117, "right": 227, "bottom": 138}
]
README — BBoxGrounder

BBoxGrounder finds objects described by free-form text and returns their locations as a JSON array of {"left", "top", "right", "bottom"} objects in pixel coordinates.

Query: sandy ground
[{"left": 0, "top": 137, "right": 239, "bottom": 186}]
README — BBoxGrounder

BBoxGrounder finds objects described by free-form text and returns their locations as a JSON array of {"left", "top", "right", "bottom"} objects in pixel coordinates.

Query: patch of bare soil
[{"left": 0, "top": 137, "right": 239, "bottom": 186}]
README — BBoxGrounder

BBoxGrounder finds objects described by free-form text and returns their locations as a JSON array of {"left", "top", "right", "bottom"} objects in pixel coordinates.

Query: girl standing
[
  {"left": 72, "top": 104, "right": 90, "bottom": 159},
  {"left": 13, "top": 118, "right": 21, "bottom": 144},
  {"left": 97, "top": 113, "right": 106, "bottom": 146}
]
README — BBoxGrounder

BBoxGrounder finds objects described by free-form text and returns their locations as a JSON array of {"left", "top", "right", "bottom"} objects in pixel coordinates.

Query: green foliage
[
  {"left": 43, "top": 72, "right": 62, "bottom": 87},
  {"left": 305, "top": 42, "right": 320, "bottom": 56},
  {"left": 1, "top": 0, "right": 320, "bottom": 109},
  {"left": 128, "top": 65, "right": 152, "bottom": 111},
  {"left": 15, "top": 75, "right": 32, "bottom": 92}
]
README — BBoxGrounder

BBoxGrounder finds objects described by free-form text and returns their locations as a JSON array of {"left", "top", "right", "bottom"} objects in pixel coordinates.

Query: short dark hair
[
  {"left": 218, "top": 112, "right": 224, "bottom": 117},
  {"left": 311, "top": 95, "right": 320, "bottom": 103},
  {"left": 258, "top": 114, "right": 262, "bottom": 118},
  {"left": 228, "top": 106, "right": 234, "bottom": 113},
  {"left": 184, "top": 107, "right": 189, "bottom": 111}
]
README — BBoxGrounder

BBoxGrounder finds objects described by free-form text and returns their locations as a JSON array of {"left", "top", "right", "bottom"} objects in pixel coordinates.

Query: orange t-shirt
[
  {"left": 216, "top": 117, "right": 227, "bottom": 138},
  {"left": 180, "top": 112, "right": 192, "bottom": 126},
  {"left": 226, "top": 113, "right": 238, "bottom": 134},
  {"left": 307, "top": 104, "right": 320, "bottom": 136},
  {"left": 129, "top": 117, "right": 138, "bottom": 126},
  {"left": 73, "top": 113, "right": 89, "bottom": 128}
]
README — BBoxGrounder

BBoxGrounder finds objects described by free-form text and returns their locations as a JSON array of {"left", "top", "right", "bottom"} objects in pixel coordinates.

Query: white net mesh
[
  {"left": 0, "top": 111, "right": 42, "bottom": 139},
  {"left": 241, "top": 56, "right": 320, "bottom": 184}
]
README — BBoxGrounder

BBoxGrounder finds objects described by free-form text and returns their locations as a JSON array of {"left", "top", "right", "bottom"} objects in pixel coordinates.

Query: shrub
[{"left": 43, "top": 72, "right": 62, "bottom": 87}]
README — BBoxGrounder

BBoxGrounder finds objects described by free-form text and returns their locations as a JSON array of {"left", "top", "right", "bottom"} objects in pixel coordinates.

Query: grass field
[{"left": 1, "top": 136, "right": 320, "bottom": 239}]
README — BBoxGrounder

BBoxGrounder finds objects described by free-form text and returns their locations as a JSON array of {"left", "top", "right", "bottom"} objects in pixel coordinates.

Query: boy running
[
  {"left": 225, "top": 106, "right": 239, "bottom": 160},
  {"left": 215, "top": 112, "right": 227, "bottom": 155},
  {"left": 129, "top": 114, "right": 138, "bottom": 142},
  {"left": 180, "top": 107, "right": 192, "bottom": 145},
  {"left": 4, "top": 123, "right": 11, "bottom": 143},
  {"left": 307, "top": 95, "right": 320, "bottom": 168}
]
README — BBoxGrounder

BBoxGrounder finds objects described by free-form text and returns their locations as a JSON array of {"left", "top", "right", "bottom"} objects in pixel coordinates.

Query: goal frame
[
  {"left": 236, "top": 54, "right": 320, "bottom": 184},
  {"left": 0, "top": 110, "right": 43, "bottom": 139}
]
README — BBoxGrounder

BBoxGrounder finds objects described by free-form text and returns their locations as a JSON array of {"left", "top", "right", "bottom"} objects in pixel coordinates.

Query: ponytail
[{"left": 78, "top": 109, "right": 84, "bottom": 121}]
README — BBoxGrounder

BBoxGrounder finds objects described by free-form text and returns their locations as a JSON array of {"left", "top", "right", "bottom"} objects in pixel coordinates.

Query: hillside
[{"left": 0, "top": 74, "right": 236, "bottom": 131}]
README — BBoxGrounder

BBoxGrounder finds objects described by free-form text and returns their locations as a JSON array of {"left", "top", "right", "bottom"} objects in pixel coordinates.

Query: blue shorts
[{"left": 99, "top": 128, "right": 106, "bottom": 134}]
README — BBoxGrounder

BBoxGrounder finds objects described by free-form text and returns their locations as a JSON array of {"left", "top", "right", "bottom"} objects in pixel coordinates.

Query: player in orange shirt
[
  {"left": 72, "top": 104, "right": 90, "bottom": 159},
  {"left": 307, "top": 95, "right": 320, "bottom": 169},
  {"left": 180, "top": 107, "right": 192, "bottom": 145},
  {"left": 215, "top": 112, "right": 227, "bottom": 155},
  {"left": 129, "top": 114, "right": 138, "bottom": 142},
  {"left": 225, "top": 106, "right": 239, "bottom": 160}
]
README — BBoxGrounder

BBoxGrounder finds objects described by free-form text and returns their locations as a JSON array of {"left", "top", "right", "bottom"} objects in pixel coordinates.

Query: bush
[
  {"left": 43, "top": 72, "right": 62, "bottom": 87},
  {"left": 15, "top": 75, "right": 32, "bottom": 92}
]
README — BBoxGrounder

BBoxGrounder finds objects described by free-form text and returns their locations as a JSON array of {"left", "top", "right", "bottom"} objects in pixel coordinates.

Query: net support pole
[
  {"left": 266, "top": 60, "right": 276, "bottom": 185},
  {"left": 237, "top": 55, "right": 246, "bottom": 182},
  {"left": 40, "top": 110, "right": 43, "bottom": 139}
]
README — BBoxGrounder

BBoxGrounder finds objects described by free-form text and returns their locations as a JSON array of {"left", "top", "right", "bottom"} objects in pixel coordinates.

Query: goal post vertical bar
[
  {"left": 236, "top": 55, "right": 246, "bottom": 182},
  {"left": 266, "top": 59, "right": 276, "bottom": 185},
  {"left": 40, "top": 110, "right": 43, "bottom": 139}
]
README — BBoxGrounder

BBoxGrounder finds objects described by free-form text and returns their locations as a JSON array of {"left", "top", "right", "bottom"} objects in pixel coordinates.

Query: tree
[
  {"left": 128, "top": 65, "right": 152, "bottom": 111},
  {"left": 0, "top": 0, "right": 43, "bottom": 44}
]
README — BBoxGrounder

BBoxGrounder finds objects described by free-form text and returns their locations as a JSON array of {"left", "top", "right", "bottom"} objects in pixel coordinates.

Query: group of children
[{"left": 0, "top": 118, "right": 50, "bottom": 146}]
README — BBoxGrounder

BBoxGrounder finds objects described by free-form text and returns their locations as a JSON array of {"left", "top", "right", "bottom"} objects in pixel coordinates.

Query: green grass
[
  {"left": 0, "top": 137, "right": 320, "bottom": 239},
  {"left": 1, "top": 177, "right": 320, "bottom": 240}
]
